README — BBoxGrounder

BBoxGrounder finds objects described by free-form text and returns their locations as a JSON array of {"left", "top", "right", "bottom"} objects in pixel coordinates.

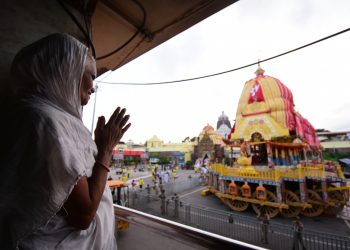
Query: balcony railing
[{"left": 114, "top": 204, "right": 266, "bottom": 250}]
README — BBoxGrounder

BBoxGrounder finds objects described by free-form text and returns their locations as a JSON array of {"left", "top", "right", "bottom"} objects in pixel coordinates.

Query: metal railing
[
  {"left": 114, "top": 205, "right": 266, "bottom": 250},
  {"left": 210, "top": 163, "right": 344, "bottom": 181},
  {"left": 127, "top": 189, "right": 350, "bottom": 250}
]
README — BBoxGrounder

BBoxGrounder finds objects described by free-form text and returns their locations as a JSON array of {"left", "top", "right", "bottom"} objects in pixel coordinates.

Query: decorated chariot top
[{"left": 230, "top": 65, "right": 320, "bottom": 147}]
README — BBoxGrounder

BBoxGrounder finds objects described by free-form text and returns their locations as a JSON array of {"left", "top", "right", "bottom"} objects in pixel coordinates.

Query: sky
[{"left": 82, "top": 0, "right": 350, "bottom": 144}]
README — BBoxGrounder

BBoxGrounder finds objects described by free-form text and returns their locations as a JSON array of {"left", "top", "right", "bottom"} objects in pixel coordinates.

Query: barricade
[{"left": 128, "top": 189, "right": 350, "bottom": 250}]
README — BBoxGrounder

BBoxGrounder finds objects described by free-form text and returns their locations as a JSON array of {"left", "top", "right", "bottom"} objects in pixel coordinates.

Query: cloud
[{"left": 83, "top": 0, "right": 350, "bottom": 143}]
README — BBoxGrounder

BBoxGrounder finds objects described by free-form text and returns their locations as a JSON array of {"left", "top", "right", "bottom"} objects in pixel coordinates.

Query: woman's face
[{"left": 80, "top": 56, "right": 96, "bottom": 106}]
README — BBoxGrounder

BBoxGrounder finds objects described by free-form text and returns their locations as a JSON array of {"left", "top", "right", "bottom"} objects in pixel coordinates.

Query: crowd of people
[{"left": 109, "top": 163, "right": 183, "bottom": 193}]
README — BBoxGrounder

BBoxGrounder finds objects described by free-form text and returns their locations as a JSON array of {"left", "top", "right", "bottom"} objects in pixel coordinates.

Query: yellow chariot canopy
[
  {"left": 231, "top": 101, "right": 289, "bottom": 140},
  {"left": 230, "top": 65, "right": 298, "bottom": 141}
]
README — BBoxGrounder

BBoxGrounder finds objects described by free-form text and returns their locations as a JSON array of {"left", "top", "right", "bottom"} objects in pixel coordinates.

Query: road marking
[
  {"left": 179, "top": 186, "right": 206, "bottom": 198},
  {"left": 130, "top": 174, "right": 152, "bottom": 181}
]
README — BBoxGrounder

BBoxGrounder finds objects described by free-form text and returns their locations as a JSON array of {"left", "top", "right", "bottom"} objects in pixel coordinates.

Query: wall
[{"left": 0, "top": 0, "right": 85, "bottom": 97}]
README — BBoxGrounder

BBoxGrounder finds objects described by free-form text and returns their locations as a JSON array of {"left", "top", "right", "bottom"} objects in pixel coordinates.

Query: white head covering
[
  {"left": 0, "top": 33, "right": 97, "bottom": 248},
  {"left": 10, "top": 33, "right": 87, "bottom": 118}
]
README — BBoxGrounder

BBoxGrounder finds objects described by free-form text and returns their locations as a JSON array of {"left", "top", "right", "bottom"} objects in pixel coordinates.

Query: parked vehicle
[{"left": 115, "top": 168, "right": 123, "bottom": 175}]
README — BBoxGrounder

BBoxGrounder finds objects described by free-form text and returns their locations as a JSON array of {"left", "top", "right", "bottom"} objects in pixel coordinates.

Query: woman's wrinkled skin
[
  {"left": 80, "top": 55, "right": 96, "bottom": 106},
  {"left": 65, "top": 55, "right": 131, "bottom": 229}
]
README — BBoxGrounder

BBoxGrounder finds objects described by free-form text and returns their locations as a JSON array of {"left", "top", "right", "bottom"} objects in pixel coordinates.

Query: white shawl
[{"left": 0, "top": 34, "right": 115, "bottom": 249}]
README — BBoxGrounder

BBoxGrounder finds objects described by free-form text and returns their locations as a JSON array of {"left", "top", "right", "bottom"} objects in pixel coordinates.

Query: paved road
[
  {"left": 180, "top": 185, "right": 350, "bottom": 237},
  {"left": 110, "top": 167, "right": 350, "bottom": 237}
]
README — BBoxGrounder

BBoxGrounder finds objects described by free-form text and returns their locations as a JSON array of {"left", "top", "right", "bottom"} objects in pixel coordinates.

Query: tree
[
  {"left": 315, "top": 128, "right": 330, "bottom": 132},
  {"left": 182, "top": 136, "right": 190, "bottom": 143}
]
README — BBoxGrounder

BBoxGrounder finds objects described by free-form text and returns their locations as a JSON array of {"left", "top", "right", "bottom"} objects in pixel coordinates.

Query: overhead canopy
[
  {"left": 113, "top": 149, "right": 143, "bottom": 157},
  {"left": 90, "top": 0, "right": 237, "bottom": 73},
  {"left": 339, "top": 158, "right": 350, "bottom": 166},
  {"left": 0, "top": 0, "right": 237, "bottom": 91}
]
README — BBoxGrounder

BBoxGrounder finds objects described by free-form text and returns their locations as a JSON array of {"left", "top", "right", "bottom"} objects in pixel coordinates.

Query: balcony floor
[{"left": 117, "top": 223, "right": 208, "bottom": 250}]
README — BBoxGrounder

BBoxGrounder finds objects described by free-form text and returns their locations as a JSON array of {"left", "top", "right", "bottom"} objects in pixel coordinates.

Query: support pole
[
  {"left": 321, "top": 180, "right": 328, "bottom": 202},
  {"left": 266, "top": 141, "right": 274, "bottom": 168},
  {"left": 289, "top": 149, "right": 294, "bottom": 166},
  {"left": 299, "top": 181, "right": 307, "bottom": 203},
  {"left": 276, "top": 183, "right": 283, "bottom": 203},
  {"left": 280, "top": 181, "right": 286, "bottom": 201},
  {"left": 274, "top": 147, "right": 279, "bottom": 166},
  {"left": 281, "top": 148, "right": 286, "bottom": 166}
]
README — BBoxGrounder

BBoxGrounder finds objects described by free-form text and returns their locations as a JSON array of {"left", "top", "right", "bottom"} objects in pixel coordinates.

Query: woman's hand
[
  {"left": 62, "top": 108, "right": 130, "bottom": 230},
  {"left": 94, "top": 107, "right": 131, "bottom": 164}
]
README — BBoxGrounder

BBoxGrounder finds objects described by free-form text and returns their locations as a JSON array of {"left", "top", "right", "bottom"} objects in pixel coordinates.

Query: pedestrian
[
  {"left": 152, "top": 173, "right": 156, "bottom": 184},
  {"left": 292, "top": 216, "right": 306, "bottom": 250},
  {"left": 127, "top": 168, "right": 132, "bottom": 178},
  {"left": 257, "top": 212, "right": 270, "bottom": 244},
  {"left": 195, "top": 158, "right": 202, "bottom": 173},
  {"left": 0, "top": 33, "right": 131, "bottom": 249},
  {"left": 123, "top": 175, "right": 128, "bottom": 183},
  {"left": 164, "top": 172, "right": 169, "bottom": 183},
  {"left": 131, "top": 179, "right": 136, "bottom": 191},
  {"left": 172, "top": 171, "right": 177, "bottom": 182},
  {"left": 139, "top": 178, "right": 144, "bottom": 190}
]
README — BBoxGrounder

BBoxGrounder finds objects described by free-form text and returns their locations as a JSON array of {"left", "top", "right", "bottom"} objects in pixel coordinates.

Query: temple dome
[
  {"left": 217, "top": 111, "right": 231, "bottom": 139},
  {"left": 199, "top": 124, "right": 225, "bottom": 146},
  {"left": 217, "top": 111, "right": 231, "bottom": 129}
]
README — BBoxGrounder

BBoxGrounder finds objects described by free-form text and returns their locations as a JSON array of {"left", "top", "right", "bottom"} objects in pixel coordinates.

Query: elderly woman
[{"left": 0, "top": 33, "right": 130, "bottom": 249}]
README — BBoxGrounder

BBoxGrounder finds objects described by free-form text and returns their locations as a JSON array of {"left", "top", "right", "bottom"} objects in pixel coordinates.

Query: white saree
[{"left": 0, "top": 34, "right": 116, "bottom": 249}]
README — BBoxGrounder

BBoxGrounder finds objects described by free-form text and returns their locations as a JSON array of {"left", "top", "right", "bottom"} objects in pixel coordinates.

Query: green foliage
[
  {"left": 158, "top": 156, "right": 170, "bottom": 164},
  {"left": 323, "top": 151, "right": 350, "bottom": 162},
  {"left": 186, "top": 160, "right": 193, "bottom": 166},
  {"left": 149, "top": 152, "right": 158, "bottom": 157},
  {"left": 123, "top": 156, "right": 141, "bottom": 166}
]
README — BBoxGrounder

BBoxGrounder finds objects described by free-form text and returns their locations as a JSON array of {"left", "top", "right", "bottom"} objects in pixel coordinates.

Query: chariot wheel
[
  {"left": 324, "top": 191, "right": 346, "bottom": 216},
  {"left": 223, "top": 187, "right": 249, "bottom": 212},
  {"left": 281, "top": 190, "right": 301, "bottom": 218},
  {"left": 252, "top": 190, "right": 279, "bottom": 218},
  {"left": 298, "top": 190, "right": 324, "bottom": 217},
  {"left": 224, "top": 197, "right": 249, "bottom": 212}
]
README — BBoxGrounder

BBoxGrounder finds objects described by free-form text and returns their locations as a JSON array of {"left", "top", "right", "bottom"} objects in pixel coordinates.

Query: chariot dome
[{"left": 230, "top": 65, "right": 319, "bottom": 147}]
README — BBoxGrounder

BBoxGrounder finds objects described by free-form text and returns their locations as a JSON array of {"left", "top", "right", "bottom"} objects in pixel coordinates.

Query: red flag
[{"left": 248, "top": 81, "right": 265, "bottom": 104}]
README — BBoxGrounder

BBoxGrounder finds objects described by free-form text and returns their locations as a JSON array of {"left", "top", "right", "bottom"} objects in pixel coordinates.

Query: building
[
  {"left": 194, "top": 124, "right": 225, "bottom": 162},
  {"left": 317, "top": 131, "right": 350, "bottom": 154},
  {"left": 216, "top": 111, "right": 232, "bottom": 139},
  {"left": 112, "top": 141, "right": 146, "bottom": 166},
  {"left": 145, "top": 135, "right": 194, "bottom": 164}
]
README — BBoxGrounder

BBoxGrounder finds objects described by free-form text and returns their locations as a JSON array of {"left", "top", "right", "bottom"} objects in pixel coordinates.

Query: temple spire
[{"left": 255, "top": 59, "right": 265, "bottom": 76}]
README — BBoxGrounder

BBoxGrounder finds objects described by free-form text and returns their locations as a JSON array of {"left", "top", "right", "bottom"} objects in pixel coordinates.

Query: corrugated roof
[{"left": 321, "top": 141, "right": 350, "bottom": 149}]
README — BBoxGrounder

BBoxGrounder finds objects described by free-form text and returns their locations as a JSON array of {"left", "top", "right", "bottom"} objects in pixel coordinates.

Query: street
[{"left": 109, "top": 167, "right": 350, "bottom": 237}]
